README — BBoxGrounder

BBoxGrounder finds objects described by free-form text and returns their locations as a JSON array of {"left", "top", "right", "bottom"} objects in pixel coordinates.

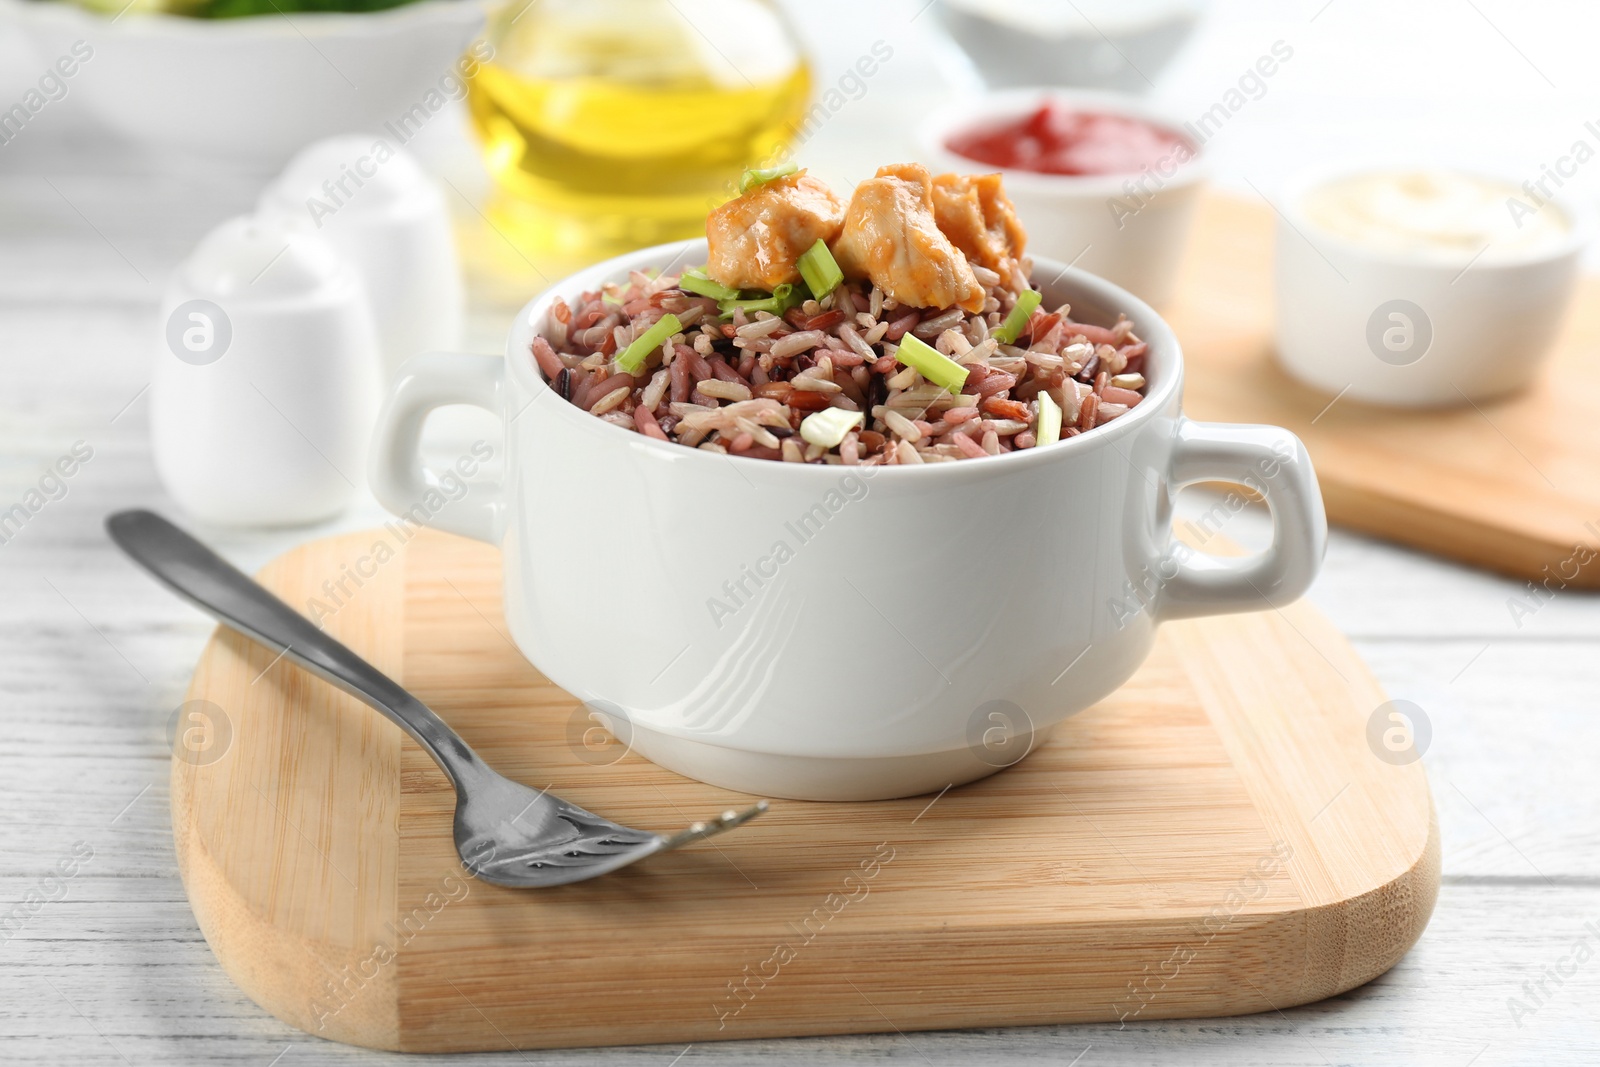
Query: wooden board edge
[
  {"left": 1165, "top": 601, "right": 1436, "bottom": 914},
  {"left": 383, "top": 802, "right": 1443, "bottom": 1052},
  {"left": 1321, "top": 480, "right": 1597, "bottom": 590},
  {"left": 171, "top": 686, "right": 405, "bottom": 1052},
  {"left": 170, "top": 534, "right": 412, "bottom": 1052},
  {"left": 387, "top": 834, "right": 1444, "bottom": 1057},
  {"left": 1287, "top": 802, "right": 1442, "bottom": 1006}
]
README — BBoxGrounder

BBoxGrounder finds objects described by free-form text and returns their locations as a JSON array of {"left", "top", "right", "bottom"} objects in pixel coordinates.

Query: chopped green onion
[
  {"left": 796, "top": 238, "right": 844, "bottom": 299},
  {"left": 1036, "top": 390, "right": 1062, "bottom": 447},
  {"left": 615, "top": 313, "right": 682, "bottom": 375},
  {"left": 718, "top": 282, "right": 803, "bottom": 319},
  {"left": 739, "top": 162, "right": 798, "bottom": 194},
  {"left": 893, "top": 333, "right": 970, "bottom": 395},
  {"left": 678, "top": 269, "right": 740, "bottom": 302},
  {"left": 798, "top": 407, "right": 863, "bottom": 449},
  {"left": 994, "top": 290, "right": 1043, "bottom": 345}
]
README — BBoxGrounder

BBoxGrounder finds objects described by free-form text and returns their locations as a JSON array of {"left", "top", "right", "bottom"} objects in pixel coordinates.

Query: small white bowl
[
  {"left": 0, "top": 0, "right": 488, "bottom": 165},
  {"left": 934, "top": 0, "right": 1208, "bottom": 93},
  {"left": 919, "top": 87, "right": 1207, "bottom": 308},
  {"left": 1274, "top": 165, "right": 1595, "bottom": 408}
]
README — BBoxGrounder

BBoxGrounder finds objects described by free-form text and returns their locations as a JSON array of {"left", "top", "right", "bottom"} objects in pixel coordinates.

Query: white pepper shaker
[
  {"left": 150, "top": 214, "right": 381, "bottom": 527},
  {"left": 257, "top": 135, "right": 465, "bottom": 383}
]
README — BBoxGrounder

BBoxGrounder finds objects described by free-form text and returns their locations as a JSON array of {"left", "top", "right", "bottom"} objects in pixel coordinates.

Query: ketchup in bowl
[{"left": 945, "top": 102, "right": 1193, "bottom": 177}]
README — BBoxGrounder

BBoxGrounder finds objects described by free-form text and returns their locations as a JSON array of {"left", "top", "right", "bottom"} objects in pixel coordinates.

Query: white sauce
[{"left": 1301, "top": 170, "right": 1569, "bottom": 262}]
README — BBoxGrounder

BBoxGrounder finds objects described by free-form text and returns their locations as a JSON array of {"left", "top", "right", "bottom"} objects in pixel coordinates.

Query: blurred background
[
  {"left": 4, "top": 0, "right": 1599, "bottom": 346},
  {"left": 6, "top": 0, "right": 1597, "bottom": 495}
]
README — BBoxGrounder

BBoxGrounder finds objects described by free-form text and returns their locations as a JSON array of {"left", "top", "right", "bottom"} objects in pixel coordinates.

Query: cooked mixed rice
[{"left": 529, "top": 164, "right": 1148, "bottom": 465}]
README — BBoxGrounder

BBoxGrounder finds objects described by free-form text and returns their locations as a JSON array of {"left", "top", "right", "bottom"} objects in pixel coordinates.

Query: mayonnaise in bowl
[
  {"left": 1300, "top": 169, "right": 1571, "bottom": 263},
  {"left": 1274, "top": 165, "right": 1592, "bottom": 406}
]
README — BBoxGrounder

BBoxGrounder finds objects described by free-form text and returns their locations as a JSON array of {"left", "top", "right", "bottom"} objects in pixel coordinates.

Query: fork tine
[
  {"left": 656, "top": 800, "right": 769, "bottom": 852},
  {"left": 468, "top": 801, "right": 771, "bottom": 886}
]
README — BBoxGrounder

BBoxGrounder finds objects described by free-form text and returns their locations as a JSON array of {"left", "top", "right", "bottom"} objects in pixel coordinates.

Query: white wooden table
[{"left": 2, "top": 1, "right": 1597, "bottom": 1063}]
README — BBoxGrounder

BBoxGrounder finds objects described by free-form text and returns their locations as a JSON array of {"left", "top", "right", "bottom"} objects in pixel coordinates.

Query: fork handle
[{"left": 106, "top": 509, "right": 487, "bottom": 789}]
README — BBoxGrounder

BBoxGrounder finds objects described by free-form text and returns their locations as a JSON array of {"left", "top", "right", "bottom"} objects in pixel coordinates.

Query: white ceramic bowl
[
  {"left": 920, "top": 88, "right": 1206, "bottom": 309},
  {"left": 0, "top": 0, "right": 488, "bottom": 165},
  {"left": 1274, "top": 166, "right": 1595, "bottom": 407},
  {"left": 369, "top": 242, "right": 1326, "bottom": 801},
  {"left": 934, "top": 0, "right": 1207, "bottom": 93}
]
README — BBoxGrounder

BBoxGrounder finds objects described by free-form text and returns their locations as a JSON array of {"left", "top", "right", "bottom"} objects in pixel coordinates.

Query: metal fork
[{"left": 107, "top": 509, "right": 766, "bottom": 888}]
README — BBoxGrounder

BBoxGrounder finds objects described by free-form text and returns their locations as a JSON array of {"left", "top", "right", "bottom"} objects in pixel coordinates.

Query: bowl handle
[
  {"left": 1155, "top": 418, "right": 1328, "bottom": 621},
  {"left": 368, "top": 353, "right": 505, "bottom": 545}
]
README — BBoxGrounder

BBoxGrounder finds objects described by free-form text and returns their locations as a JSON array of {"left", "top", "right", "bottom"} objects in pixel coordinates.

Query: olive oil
[{"left": 468, "top": 0, "right": 811, "bottom": 261}]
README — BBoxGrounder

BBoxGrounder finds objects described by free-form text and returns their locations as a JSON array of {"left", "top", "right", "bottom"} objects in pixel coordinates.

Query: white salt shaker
[
  {"left": 257, "top": 135, "right": 465, "bottom": 382},
  {"left": 150, "top": 214, "right": 382, "bottom": 527}
]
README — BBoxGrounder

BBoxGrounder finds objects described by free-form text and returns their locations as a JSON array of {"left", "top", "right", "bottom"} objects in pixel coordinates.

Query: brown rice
[{"left": 530, "top": 258, "right": 1149, "bottom": 465}]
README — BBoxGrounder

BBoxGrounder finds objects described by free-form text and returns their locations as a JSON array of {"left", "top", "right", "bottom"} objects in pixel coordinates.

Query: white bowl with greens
[{"left": 0, "top": 0, "right": 489, "bottom": 164}]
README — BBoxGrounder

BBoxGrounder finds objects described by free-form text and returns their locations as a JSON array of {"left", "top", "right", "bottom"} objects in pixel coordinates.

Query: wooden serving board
[
  {"left": 174, "top": 529, "right": 1437, "bottom": 1053},
  {"left": 1173, "top": 193, "right": 1600, "bottom": 586}
]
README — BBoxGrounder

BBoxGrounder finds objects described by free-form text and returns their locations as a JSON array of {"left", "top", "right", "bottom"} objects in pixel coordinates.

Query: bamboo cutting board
[
  {"left": 173, "top": 529, "right": 1437, "bottom": 1053},
  {"left": 1174, "top": 193, "right": 1600, "bottom": 587}
]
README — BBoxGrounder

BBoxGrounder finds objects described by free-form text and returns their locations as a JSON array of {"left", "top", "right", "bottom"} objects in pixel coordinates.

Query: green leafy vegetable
[
  {"left": 1036, "top": 390, "right": 1062, "bottom": 447},
  {"left": 718, "top": 283, "right": 803, "bottom": 319},
  {"left": 796, "top": 238, "right": 844, "bottom": 299},
  {"left": 615, "top": 313, "right": 682, "bottom": 376},
  {"left": 893, "top": 333, "right": 970, "bottom": 395},
  {"left": 993, "top": 290, "right": 1042, "bottom": 346},
  {"left": 738, "top": 163, "right": 799, "bottom": 195},
  {"left": 678, "top": 269, "right": 740, "bottom": 302},
  {"left": 220, "top": 0, "right": 414, "bottom": 13},
  {"left": 78, "top": 0, "right": 430, "bottom": 17}
]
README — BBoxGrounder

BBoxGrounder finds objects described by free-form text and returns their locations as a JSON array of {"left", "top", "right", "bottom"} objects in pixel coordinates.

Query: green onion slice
[
  {"left": 993, "top": 289, "right": 1043, "bottom": 345},
  {"left": 798, "top": 407, "right": 863, "bottom": 449},
  {"left": 678, "top": 269, "right": 740, "bottom": 302},
  {"left": 796, "top": 238, "right": 844, "bottom": 299},
  {"left": 615, "top": 313, "right": 682, "bottom": 375},
  {"left": 738, "top": 162, "right": 799, "bottom": 194},
  {"left": 893, "top": 333, "right": 970, "bottom": 395},
  {"left": 1036, "top": 390, "right": 1062, "bottom": 447},
  {"left": 718, "top": 283, "right": 803, "bottom": 319}
]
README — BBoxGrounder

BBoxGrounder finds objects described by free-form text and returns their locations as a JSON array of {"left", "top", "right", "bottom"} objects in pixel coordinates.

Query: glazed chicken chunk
[
  {"left": 930, "top": 171, "right": 1027, "bottom": 286},
  {"left": 830, "top": 163, "right": 985, "bottom": 314},
  {"left": 705, "top": 171, "right": 846, "bottom": 292}
]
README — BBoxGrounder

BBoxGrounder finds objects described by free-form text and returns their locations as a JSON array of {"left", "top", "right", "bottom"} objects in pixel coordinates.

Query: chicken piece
[
  {"left": 930, "top": 171, "right": 1027, "bottom": 285},
  {"left": 705, "top": 171, "right": 846, "bottom": 292},
  {"left": 830, "top": 163, "right": 985, "bottom": 314}
]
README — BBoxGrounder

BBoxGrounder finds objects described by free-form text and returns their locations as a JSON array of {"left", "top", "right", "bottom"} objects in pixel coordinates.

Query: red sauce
[{"left": 945, "top": 103, "right": 1193, "bottom": 177}]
